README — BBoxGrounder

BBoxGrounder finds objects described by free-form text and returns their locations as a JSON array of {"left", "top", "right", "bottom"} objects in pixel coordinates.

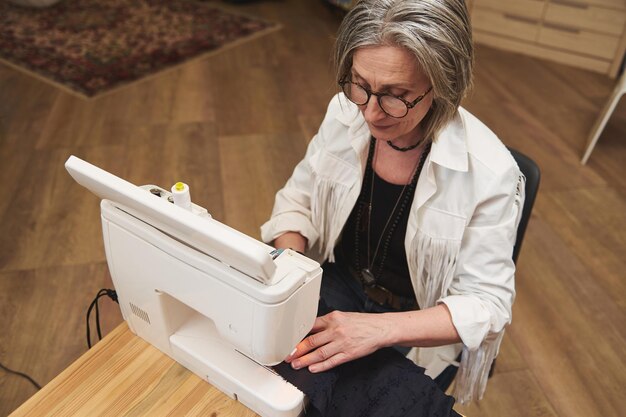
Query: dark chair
[{"left": 508, "top": 147, "right": 541, "bottom": 265}]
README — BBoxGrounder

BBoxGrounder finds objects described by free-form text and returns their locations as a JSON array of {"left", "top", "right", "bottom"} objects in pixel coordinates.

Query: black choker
[{"left": 386, "top": 139, "right": 422, "bottom": 152}]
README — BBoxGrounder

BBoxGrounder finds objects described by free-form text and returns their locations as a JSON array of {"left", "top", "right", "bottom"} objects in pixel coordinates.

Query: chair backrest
[{"left": 508, "top": 148, "right": 541, "bottom": 264}]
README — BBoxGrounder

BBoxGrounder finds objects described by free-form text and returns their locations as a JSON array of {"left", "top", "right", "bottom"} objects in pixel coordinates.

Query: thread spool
[{"left": 171, "top": 182, "right": 192, "bottom": 210}]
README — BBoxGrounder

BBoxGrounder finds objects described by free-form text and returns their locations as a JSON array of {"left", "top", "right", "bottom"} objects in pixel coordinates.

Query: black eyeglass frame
[{"left": 339, "top": 80, "right": 433, "bottom": 118}]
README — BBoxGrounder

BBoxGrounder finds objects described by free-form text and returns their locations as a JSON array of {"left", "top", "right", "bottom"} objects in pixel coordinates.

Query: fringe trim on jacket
[
  {"left": 311, "top": 177, "right": 351, "bottom": 262},
  {"left": 453, "top": 332, "right": 504, "bottom": 404},
  {"left": 408, "top": 233, "right": 460, "bottom": 309},
  {"left": 408, "top": 231, "right": 504, "bottom": 404}
]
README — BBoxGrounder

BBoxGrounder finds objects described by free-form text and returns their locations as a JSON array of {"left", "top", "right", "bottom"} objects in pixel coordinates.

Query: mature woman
[{"left": 261, "top": 0, "right": 524, "bottom": 404}]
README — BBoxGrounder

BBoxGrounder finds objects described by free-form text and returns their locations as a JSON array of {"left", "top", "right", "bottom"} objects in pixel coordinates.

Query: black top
[
  {"left": 335, "top": 137, "right": 430, "bottom": 299},
  {"left": 336, "top": 171, "right": 415, "bottom": 297}
]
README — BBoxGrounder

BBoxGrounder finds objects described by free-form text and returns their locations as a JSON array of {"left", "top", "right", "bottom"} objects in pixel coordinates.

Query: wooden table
[{"left": 10, "top": 323, "right": 258, "bottom": 417}]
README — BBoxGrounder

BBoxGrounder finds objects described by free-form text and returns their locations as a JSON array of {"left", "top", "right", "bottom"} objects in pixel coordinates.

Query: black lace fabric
[{"left": 273, "top": 301, "right": 461, "bottom": 417}]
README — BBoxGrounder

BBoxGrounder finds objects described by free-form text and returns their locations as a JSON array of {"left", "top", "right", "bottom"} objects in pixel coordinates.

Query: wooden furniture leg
[{"left": 581, "top": 71, "right": 626, "bottom": 164}]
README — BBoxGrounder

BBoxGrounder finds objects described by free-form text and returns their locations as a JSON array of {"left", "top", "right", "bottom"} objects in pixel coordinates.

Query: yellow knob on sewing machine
[{"left": 175, "top": 182, "right": 185, "bottom": 191}]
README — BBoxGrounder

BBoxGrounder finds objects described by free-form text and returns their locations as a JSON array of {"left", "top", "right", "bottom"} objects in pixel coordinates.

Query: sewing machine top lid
[{"left": 65, "top": 155, "right": 285, "bottom": 286}]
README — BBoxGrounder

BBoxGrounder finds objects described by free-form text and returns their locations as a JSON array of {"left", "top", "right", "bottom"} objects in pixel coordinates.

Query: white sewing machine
[{"left": 65, "top": 156, "right": 322, "bottom": 417}]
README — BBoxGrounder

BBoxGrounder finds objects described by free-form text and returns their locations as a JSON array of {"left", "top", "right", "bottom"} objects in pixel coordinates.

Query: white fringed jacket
[{"left": 261, "top": 93, "right": 525, "bottom": 403}]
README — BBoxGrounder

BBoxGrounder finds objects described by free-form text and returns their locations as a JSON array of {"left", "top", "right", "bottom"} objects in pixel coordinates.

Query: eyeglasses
[{"left": 339, "top": 80, "right": 432, "bottom": 118}]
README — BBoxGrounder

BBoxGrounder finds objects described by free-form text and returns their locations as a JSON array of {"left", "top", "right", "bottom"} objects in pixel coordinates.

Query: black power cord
[
  {"left": 86, "top": 289, "right": 118, "bottom": 348},
  {"left": 0, "top": 361, "right": 41, "bottom": 390}
]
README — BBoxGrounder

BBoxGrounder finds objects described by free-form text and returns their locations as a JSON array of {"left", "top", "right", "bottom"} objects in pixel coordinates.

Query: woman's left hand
[{"left": 284, "top": 310, "right": 391, "bottom": 373}]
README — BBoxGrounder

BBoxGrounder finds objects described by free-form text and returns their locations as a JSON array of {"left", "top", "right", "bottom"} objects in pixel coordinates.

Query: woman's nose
[{"left": 362, "top": 97, "right": 386, "bottom": 122}]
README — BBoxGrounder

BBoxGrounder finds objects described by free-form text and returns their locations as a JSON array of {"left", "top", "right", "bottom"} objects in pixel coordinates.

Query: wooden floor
[{"left": 1, "top": 1, "right": 624, "bottom": 416}]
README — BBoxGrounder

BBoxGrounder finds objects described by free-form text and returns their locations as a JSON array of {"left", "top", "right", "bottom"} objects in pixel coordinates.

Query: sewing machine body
[{"left": 66, "top": 156, "right": 322, "bottom": 417}]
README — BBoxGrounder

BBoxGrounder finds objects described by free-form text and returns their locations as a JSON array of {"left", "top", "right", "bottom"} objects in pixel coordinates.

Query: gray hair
[{"left": 334, "top": 0, "right": 473, "bottom": 141}]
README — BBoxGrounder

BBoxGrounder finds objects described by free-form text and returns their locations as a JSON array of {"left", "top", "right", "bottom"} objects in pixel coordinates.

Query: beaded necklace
[{"left": 355, "top": 137, "right": 431, "bottom": 286}]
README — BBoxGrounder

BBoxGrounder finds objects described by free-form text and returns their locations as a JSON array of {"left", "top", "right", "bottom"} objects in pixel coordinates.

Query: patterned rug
[{"left": 0, "top": 0, "right": 279, "bottom": 97}]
